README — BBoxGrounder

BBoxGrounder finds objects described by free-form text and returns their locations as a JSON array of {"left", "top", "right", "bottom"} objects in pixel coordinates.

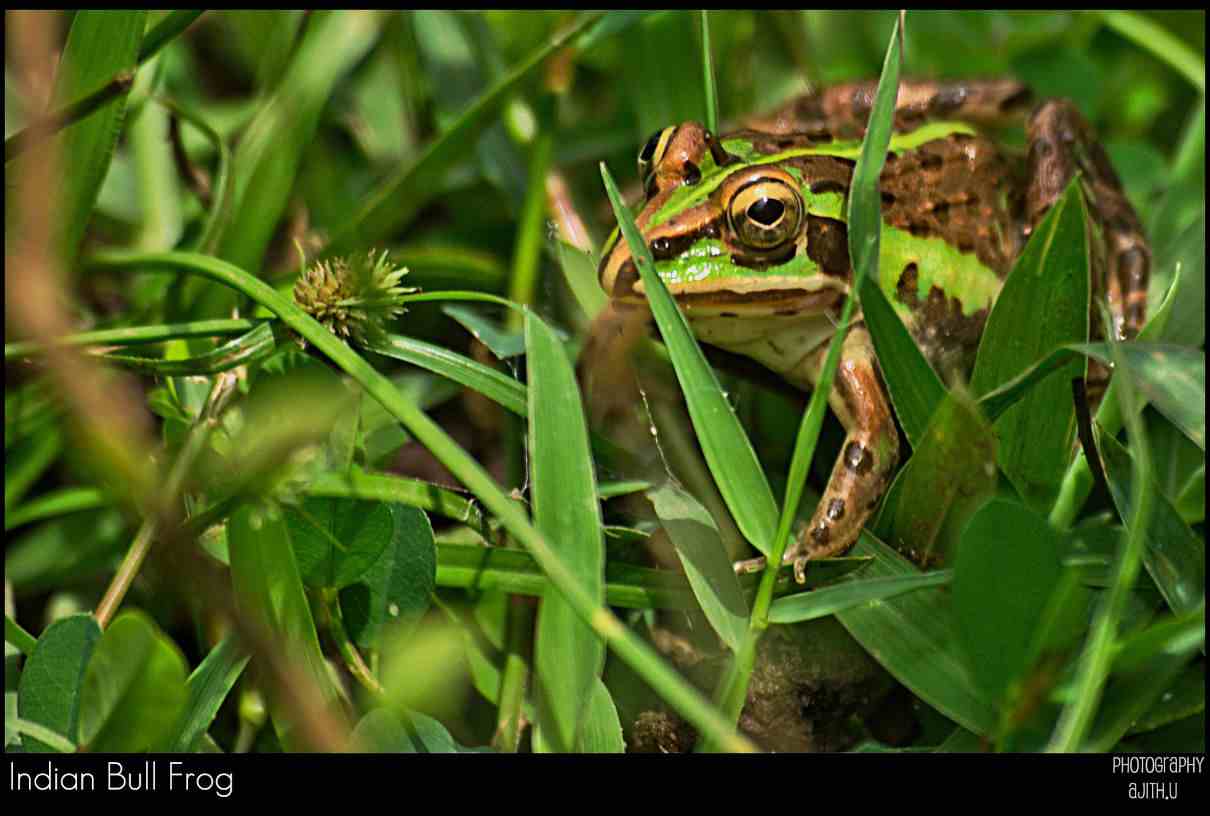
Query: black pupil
[
  {"left": 747, "top": 197, "right": 785, "bottom": 226},
  {"left": 640, "top": 130, "right": 663, "bottom": 163}
]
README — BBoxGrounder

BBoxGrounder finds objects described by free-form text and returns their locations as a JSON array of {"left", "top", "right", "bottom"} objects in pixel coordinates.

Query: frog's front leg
[{"left": 786, "top": 324, "right": 899, "bottom": 582}]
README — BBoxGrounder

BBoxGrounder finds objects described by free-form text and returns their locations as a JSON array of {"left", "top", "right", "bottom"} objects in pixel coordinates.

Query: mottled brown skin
[{"left": 598, "top": 78, "right": 1150, "bottom": 576}]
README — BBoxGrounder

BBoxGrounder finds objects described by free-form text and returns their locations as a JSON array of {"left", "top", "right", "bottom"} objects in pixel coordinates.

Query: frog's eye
[
  {"left": 727, "top": 179, "right": 804, "bottom": 251},
  {"left": 638, "top": 126, "right": 676, "bottom": 186}
]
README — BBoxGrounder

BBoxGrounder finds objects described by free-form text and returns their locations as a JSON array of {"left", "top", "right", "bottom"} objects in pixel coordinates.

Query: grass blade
[
  {"left": 20, "top": 11, "right": 146, "bottom": 264},
  {"left": 365, "top": 333, "right": 527, "bottom": 417},
  {"left": 600, "top": 163, "right": 779, "bottom": 555},
  {"left": 648, "top": 482, "right": 750, "bottom": 651},
  {"left": 770, "top": 569, "right": 952, "bottom": 624},
  {"left": 859, "top": 275, "right": 946, "bottom": 447},
  {"left": 700, "top": 11, "right": 719, "bottom": 134},
  {"left": 526, "top": 312, "right": 605, "bottom": 752}
]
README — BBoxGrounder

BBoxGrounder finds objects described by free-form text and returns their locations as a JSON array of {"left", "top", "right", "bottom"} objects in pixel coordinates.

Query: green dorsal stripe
[{"left": 651, "top": 121, "right": 978, "bottom": 228}]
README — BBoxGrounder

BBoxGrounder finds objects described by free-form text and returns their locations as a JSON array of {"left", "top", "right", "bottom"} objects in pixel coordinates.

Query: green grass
[{"left": 3, "top": 10, "right": 1204, "bottom": 755}]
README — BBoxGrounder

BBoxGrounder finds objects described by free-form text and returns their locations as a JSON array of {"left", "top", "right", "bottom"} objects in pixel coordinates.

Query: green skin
[{"left": 597, "top": 79, "right": 1150, "bottom": 580}]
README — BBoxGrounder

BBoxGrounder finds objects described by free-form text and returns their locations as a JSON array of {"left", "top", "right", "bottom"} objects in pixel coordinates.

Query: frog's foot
[
  {"left": 783, "top": 326, "right": 901, "bottom": 583},
  {"left": 1025, "top": 100, "right": 1151, "bottom": 358}
]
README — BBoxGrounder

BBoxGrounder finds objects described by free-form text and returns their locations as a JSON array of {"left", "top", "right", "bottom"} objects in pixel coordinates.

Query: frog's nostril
[{"left": 651, "top": 237, "right": 672, "bottom": 256}]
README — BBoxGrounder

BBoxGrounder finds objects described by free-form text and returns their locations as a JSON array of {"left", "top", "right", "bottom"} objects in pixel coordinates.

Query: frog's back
[{"left": 724, "top": 103, "right": 1026, "bottom": 378}]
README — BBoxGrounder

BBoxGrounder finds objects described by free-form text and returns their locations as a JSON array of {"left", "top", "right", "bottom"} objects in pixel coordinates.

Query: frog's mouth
[{"left": 620, "top": 272, "right": 846, "bottom": 318}]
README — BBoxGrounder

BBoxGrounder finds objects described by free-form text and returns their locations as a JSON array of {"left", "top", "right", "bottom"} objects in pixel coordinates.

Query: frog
[{"left": 595, "top": 78, "right": 1151, "bottom": 582}]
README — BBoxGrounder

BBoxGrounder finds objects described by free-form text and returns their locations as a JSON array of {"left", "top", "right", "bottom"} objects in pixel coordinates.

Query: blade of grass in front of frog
[
  {"left": 971, "top": 180, "right": 1090, "bottom": 515},
  {"left": 1074, "top": 342, "right": 1204, "bottom": 451},
  {"left": 859, "top": 276, "right": 946, "bottom": 448},
  {"left": 702, "top": 15, "right": 909, "bottom": 749},
  {"left": 1096, "top": 428, "right": 1205, "bottom": 617},
  {"left": 762, "top": 13, "right": 905, "bottom": 579},
  {"left": 525, "top": 312, "right": 606, "bottom": 753},
  {"left": 1047, "top": 323, "right": 1155, "bottom": 752},
  {"left": 700, "top": 11, "right": 719, "bottom": 134},
  {"left": 599, "top": 164, "right": 779, "bottom": 556},
  {"left": 323, "top": 12, "right": 605, "bottom": 258},
  {"left": 837, "top": 531, "right": 996, "bottom": 735}
]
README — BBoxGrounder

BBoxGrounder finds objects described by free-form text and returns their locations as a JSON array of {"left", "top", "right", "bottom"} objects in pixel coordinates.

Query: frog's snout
[{"left": 598, "top": 232, "right": 641, "bottom": 299}]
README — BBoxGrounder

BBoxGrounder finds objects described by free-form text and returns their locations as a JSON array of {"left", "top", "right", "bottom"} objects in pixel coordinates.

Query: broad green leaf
[
  {"left": 284, "top": 496, "right": 393, "bottom": 590},
  {"left": 1097, "top": 429, "right": 1205, "bottom": 616},
  {"left": 953, "top": 499, "right": 1064, "bottom": 702},
  {"left": 339, "top": 505, "right": 437, "bottom": 648},
  {"left": 1074, "top": 342, "right": 1204, "bottom": 450},
  {"left": 162, "top": 634, "right": 250, "bottom": 752},
  {"left": 324, "top": 12, "right": 604, "bottom": 256},
  {"left": 79, "top": 610, "right": 188, "bottom": 752},
  {"left": 971, "top": 180, "right": 1090, "bottom": 511},
  {"left": 648, "top": 482, "right": 749, "bottom": 651},
  {"left": 836, "top": 533, "right": 996, "bottom": 736},
  {"left": 227, "top": 502, "right": 339, "bottom": 745},
  {"left": 574, "top": 677, "right": 625, "bottom": 753},
  {"left": 600, "top": 164, "right": 779, "bottom": 556},
  {"left": 526, "top": 312, "right": 605, "bottom": 752},
  {"left": 888, "top": 389, "right": 998, "bottom": 564},
  {"left": 770, "top": 569, "right": 952, "bottom": 624},
  {"left": 1123, "top": 662, "right": 1205, "bottom": 738},
  {"left": 17, "top": 614, "right": 100, "bottom": 751},
  {"left": 352, "top": 707, "right": 479, "bottom": 753}
]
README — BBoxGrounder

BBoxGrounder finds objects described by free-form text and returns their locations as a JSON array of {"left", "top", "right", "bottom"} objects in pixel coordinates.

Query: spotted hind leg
[{"left": 783, "top": 325, "right": 900, "bottom": 583}]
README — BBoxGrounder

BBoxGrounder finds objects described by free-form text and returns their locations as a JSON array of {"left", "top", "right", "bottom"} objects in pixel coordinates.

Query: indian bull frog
[{"left": 596, "top": 78, "right": 1151, "bottom": 580}]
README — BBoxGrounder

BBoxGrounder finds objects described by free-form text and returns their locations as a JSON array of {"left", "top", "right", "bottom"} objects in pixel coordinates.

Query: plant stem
[
  {"left": 94, "top": 372, "right": 232, "bottom": 629},
  {"left": 320, "top": 590, "right": 385, "bottom": 700},
  {"left": 88, "top": 248, "right": 757, "bottom": 753}
]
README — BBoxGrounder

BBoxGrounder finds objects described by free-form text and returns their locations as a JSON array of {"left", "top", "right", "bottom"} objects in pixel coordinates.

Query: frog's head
[{"left": 598, "top": 121, "right": 852, "bottom": 316}]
